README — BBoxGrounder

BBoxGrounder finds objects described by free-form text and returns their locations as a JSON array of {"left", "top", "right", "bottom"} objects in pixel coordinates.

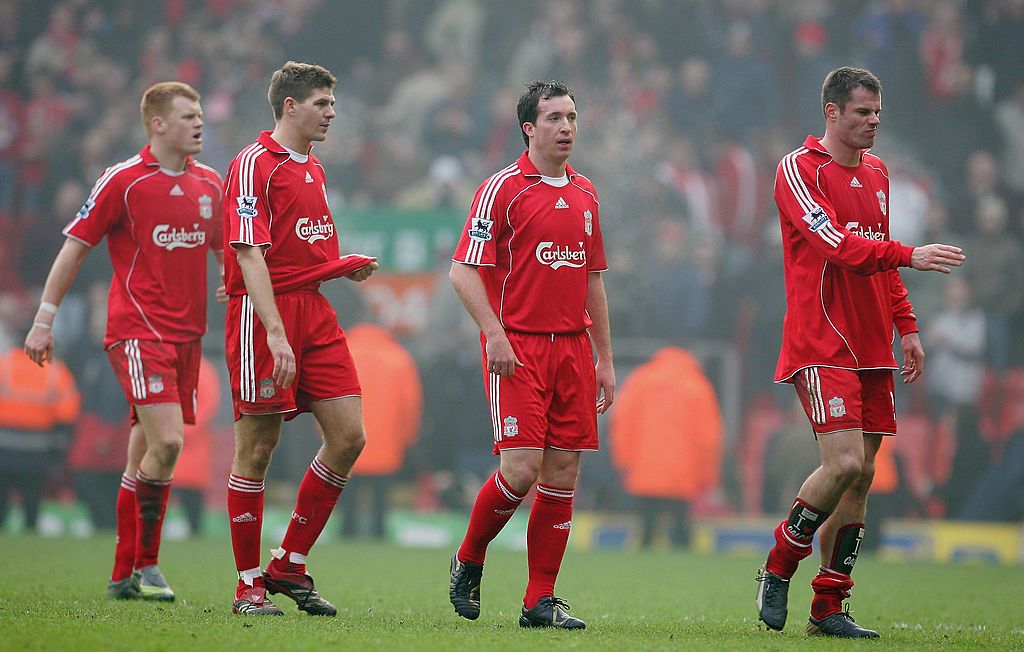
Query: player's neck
[
  {"left": 527, "top": 150, "right": 568, "bottom": 178},
  {"left": 270, "top": 125, "right": 311, "bottom": 157},
  {"left": 149, "top": 140, "right": 188, "bottom": 172},
  {"left": 818, "top": 134, "right": 862, "bottom": 167}
]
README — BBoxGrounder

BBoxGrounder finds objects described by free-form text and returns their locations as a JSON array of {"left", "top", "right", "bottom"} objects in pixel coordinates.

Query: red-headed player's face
[
  {"left": 291, "top": 88, "right": 336, "bottom": 144},
  {"left": 828, "top": 86, "right": 881, "bottom": 152},
  {"left": 524, "top": 94, "right": 577, "bottom": 163},
  {"left": 156, "top": 95, "right": 204, "bottom": 157}
]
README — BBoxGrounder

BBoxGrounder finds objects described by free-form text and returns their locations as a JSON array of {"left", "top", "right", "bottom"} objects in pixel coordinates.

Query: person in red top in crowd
[
  {"left": 222, "top": 61, "right": 377, "bottom": 617},
  {"left": 448, "top": 80, "right": 614, "bottom": 630},
  {"left": 24, "top": 81, "right": 224, "bottom": 602},
  {"left": 755, "top": 67, "right": 965, "bottom": 639}
]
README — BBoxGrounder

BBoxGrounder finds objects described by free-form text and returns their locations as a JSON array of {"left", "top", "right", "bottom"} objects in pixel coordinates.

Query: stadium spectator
[
  {"left": 222, "top": 61, "right": 378, "bottom": 617},
  {"left": 341, "top": 323, "right": 422, "bottom": 539},
  {"left": 610, "top": 347, "right": 723, "bottom": 548},
  {"left": 0, "top": 318, "right": 80, "bottom": 531},
  {"left": 23, "top": 81, "right": 224, "bottom": 602},
  {"left": 448, "top": 80, "right": 613, "bottom": 630},
  {"left": 755, "top": 67, "right": 965, "bottom": 639}
]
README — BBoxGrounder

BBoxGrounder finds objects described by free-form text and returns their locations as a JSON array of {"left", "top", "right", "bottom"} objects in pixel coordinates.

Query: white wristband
[
  {"left": 33, "top": 322, "right": 52, "bottom": 330},
  {"left": 39, "top": 301, "right": 59, "bottom": 314}
]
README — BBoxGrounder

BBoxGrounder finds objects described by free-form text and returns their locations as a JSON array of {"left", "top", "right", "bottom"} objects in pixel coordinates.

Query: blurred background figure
[
  {"left": 610, "top": 347, "right": 723, "bottom": 548},
  {"left": 0, "top": 310, "right": 80, "bottom": 531},
  {"left": 340, "top": 323, "right": 422, "bottom": 539}
]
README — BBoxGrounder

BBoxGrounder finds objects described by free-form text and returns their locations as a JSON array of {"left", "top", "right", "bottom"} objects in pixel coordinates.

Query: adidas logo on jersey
[
  {"left": 553, "top": 521, "right": 572, "bottom": 530},
  {"left": 232, "top": 512, "right": 258, "bottom": 523},
  {"left": 554, "top": 197, "right": 569, "bottom": 209},
  {"left": 170, "top": 184, "right": 184, "bottom": 196},
  {"left": 305, "top": 171, "right": 314, "bottom": 183},
  {"left": 850, "top": 176, "right": 863, "bottom": 188}
]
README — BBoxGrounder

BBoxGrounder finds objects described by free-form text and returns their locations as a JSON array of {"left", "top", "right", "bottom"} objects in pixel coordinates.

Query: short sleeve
[
  {"left": 63, "top": 166, "right": 127, "bottom": 246},
  {"left": 452, "top": 173, "right": 512, "bottom": 267}
]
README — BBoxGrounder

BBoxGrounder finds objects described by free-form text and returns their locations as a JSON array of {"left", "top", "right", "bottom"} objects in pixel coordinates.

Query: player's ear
[{"left": 522, "top": 122, "right": 534, "bottom": 140}]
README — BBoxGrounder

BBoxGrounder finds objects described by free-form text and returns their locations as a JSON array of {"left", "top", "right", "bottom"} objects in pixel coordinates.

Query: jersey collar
[
  {"left": 257, "top": 130, "right": 315, "bottom": 157},
  {"left": 516, "top": 151, "right": 577, "bottom": 178},
  {"left": 802, "top": 135, "right": 870, "bottom": 163},
  {"left": 139, "top": 144, "right": 195, "bottom": 168}
]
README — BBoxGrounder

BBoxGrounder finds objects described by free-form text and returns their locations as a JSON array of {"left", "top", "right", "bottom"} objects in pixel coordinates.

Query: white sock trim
[{"left": 239, "top": 567, "right": 262, "bottom": 585}]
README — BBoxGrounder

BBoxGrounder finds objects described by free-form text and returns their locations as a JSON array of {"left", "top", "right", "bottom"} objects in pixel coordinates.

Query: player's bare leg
[
  {"left": 130, "top": 404, "right": 184, "bottom": 601},
  {"left": 758, "top": 429, "right": 864, "bottom": 630},
  {"left": 262, "top": 397, "right": 365, "bottom": 616},
  {"left": 229, "top": 414, "right": 283, "bottom": 615},
  {"left": 807, "top": 434, "right": 882, "bottom": 638},
  {"left": 108, "top": 423, "right": 147, "bottom": 599},
  {"left": 519, "top": 449, "right": 585, "bottom": 629}
]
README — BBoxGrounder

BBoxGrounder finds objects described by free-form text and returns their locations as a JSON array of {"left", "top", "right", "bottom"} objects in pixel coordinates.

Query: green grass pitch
[{"left": 2, "top": 533, "right": 1021, "bottom": 650}]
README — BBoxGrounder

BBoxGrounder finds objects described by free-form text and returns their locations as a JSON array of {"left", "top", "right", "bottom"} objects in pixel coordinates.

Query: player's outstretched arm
[
  {"left": 236, "top": 244, "right": 295, "bottom": 389},
  {"left": 449, "top": 261, "right": 523, "bottom": 378},
  {"left": 909, "top": 244, "right": 966, "bottom": 274},
  {"left": 24, "top": 238, "right": 91, "bottom": 366}
]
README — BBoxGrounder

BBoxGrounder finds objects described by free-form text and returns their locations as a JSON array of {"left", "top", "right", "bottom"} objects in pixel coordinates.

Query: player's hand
[
  {"left": 595, "top": 360, "right": 616, "bottom": 414},
  {"left": 900, "top": 332, "right": 925, "bottom": 384},
  {"left": 24, "top": 325, "right": 54, "bottom": 367},
  {"left": 266, "top": 329, "right": 296, "bottom": 389},
  {"left": 910, "top": 243, "right": 965, "bottom": 274},
  {"left": 485, "top": 333, "right": 524, "bottom": 378},
  {"left": 347, "top": 259, "right": 379, "bottom": 282},
  {"left": 215, "top": 284, "right": 228, "bottom": 304}
]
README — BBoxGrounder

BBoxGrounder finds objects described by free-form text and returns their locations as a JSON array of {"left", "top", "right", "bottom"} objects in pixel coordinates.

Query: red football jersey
[
  {"left": 773, "top": 136, "right": 918, "bottom": 382},
  {"left": 64, "top": 145, "right": 224, "bottom": 347},
  {"left": 453, "top": 152, "right": 608, "bottom": 333},
  {"left": 224, "top": 131, "right": 345, "bottom": 295}
]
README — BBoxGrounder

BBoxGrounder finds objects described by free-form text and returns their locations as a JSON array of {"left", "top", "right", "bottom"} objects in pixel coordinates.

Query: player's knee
[
  {"left": 242, "top": 441, "right": 276, "bottom": 474},
  {"left": 500, "top": 462, "right": 540, "bottom": 494},
  {"left": 829, "top": 453, "right": 864, "bottom": 487},
  {"left": 152, "top": 435, "right": 183, "bottom": 467}
]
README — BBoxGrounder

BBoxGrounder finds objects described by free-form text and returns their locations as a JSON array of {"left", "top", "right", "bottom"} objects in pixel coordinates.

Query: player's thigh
[
  {"left": 538, "top": 448, "right": 581, "bottom": 487},
  {"left": 486, "top": 365, "right": 548, "bottom": 453},
  {"left": 226, "top": 294, "right": 303, "bottom": 417},
  {"left": 547, "top": 333, "right": 598, "bottom": 451},
  {"left": 294, "top": 300, "right": 361, "bottom": 405},
  {"left": 106, "top": 339, "right": 184, "bottom": 410},
  {"left": 233, "top": 413, "right": 284, "bottom": 461},
  {"left": 173, "top": 339, "right": 202, "bottom": 425},
  {"left": 310, "top": 395, "right": 365, "bottom": 447},
  {"left": 859, "top": 369, "right": 897, "bottom": 436},
  {"left": 134, "top": 403, "right": 185, "bottom": 448},
  {"left": 792, "top": 366, "right": 865, "bottom": 436}
]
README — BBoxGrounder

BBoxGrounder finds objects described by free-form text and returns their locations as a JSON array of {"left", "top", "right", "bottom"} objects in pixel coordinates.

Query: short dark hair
[
  {"left": 268, "top": 61, "right": 337, "bottom": 120},
  {"left": 821, "top": 66, "right": 882, "bottom": 112},
  {"left": 516, "top": 80, "right": 575, "bottom": 147}
]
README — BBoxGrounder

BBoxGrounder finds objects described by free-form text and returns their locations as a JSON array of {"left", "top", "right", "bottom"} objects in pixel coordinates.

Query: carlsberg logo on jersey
[
  {"left": 152, "top": 224, "right": 207, "bottom": 250},
  {"left": 535, "top": 241, "right": 586, "bottom": 269},
  {"left": 295, "top": 216, "right": 335, "bottom": 243},
  {"left": 844, "top": 222, "right": 886, "bottom": 240}
]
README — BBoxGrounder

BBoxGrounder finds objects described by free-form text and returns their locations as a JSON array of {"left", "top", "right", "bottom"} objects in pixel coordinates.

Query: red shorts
[
  {"left": 791, "top": 367, "right": 896, "bottom": 437},
  {"left": 106, "top": 338, "right": 201, "bottom": 425},
  {"left": 225, "top": 291, "right": 361, "bottom": 421},
  {"left": 483, "top": 331, "right": 598, "bottom": 454}
]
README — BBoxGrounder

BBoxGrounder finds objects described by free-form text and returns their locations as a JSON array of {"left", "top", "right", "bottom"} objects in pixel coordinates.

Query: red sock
[
  {"left": 267, "top": 458, "right": 345, "bottom": 576},
  {"left": 457, "top": 471, "right": 524, "bottom": 565},
  {"left": 133, "top": 470, "right": 171, "bottom": 568},
  {"left": 228, "top": 473, "right": 265, "bottom": 589},
  {"left": 810, "top": 567, "right": 855, "bottom": 619},
  {"left": 111, "top": 474, "right": 136, "bottom": 581},
  {"left": 524, "top": 484, "right": 574, "bottom": 609},
  {"left": 765, "top": 498, "right": 829, "bottom": 579}
]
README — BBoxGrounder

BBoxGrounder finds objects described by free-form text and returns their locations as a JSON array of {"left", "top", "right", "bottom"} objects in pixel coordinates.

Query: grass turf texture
[{"left": 2, "top": 533, "right": 1021, "bottom": 651}]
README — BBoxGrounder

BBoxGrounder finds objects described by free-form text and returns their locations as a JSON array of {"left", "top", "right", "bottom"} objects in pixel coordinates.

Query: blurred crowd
[{"left": 2, "top": 0, "right": 1024, "bottom": 537}]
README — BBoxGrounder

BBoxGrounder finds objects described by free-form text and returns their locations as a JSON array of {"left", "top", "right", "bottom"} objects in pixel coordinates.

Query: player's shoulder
[
  {"left": 88, "top": 153, "right": 148, "bottom": 197},
  {"left": 476, "top": 161, "right": 526, "bottom": 194},
  {"left": 862, "top": 151, "right": 889, "bottom": 177},
  {"left": 570, "top": 171, "right": 597, "bottom": 193},
  {"left": 777, "top": 144, "right": 825, "bottom": 171},
  {"left": 230, "top": 140, "right": 276, "bottom": 171},
  {"left": 190, "top": 160, "right": 224, "bottom": 185}
]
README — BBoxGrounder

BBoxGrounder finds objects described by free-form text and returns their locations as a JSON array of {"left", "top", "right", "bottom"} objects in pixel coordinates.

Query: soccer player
[
  {"left": 24, "top": 82, "right": 224, "bottom": 602},
  {"left": 447, "top": 80, "right": 614, "bottom": 630},
  {"left": 223, "top": 61, "right": 378, "bottom": 616},
  {"left": 755, "top": 67, "right": 966, "bottom": 638}
]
